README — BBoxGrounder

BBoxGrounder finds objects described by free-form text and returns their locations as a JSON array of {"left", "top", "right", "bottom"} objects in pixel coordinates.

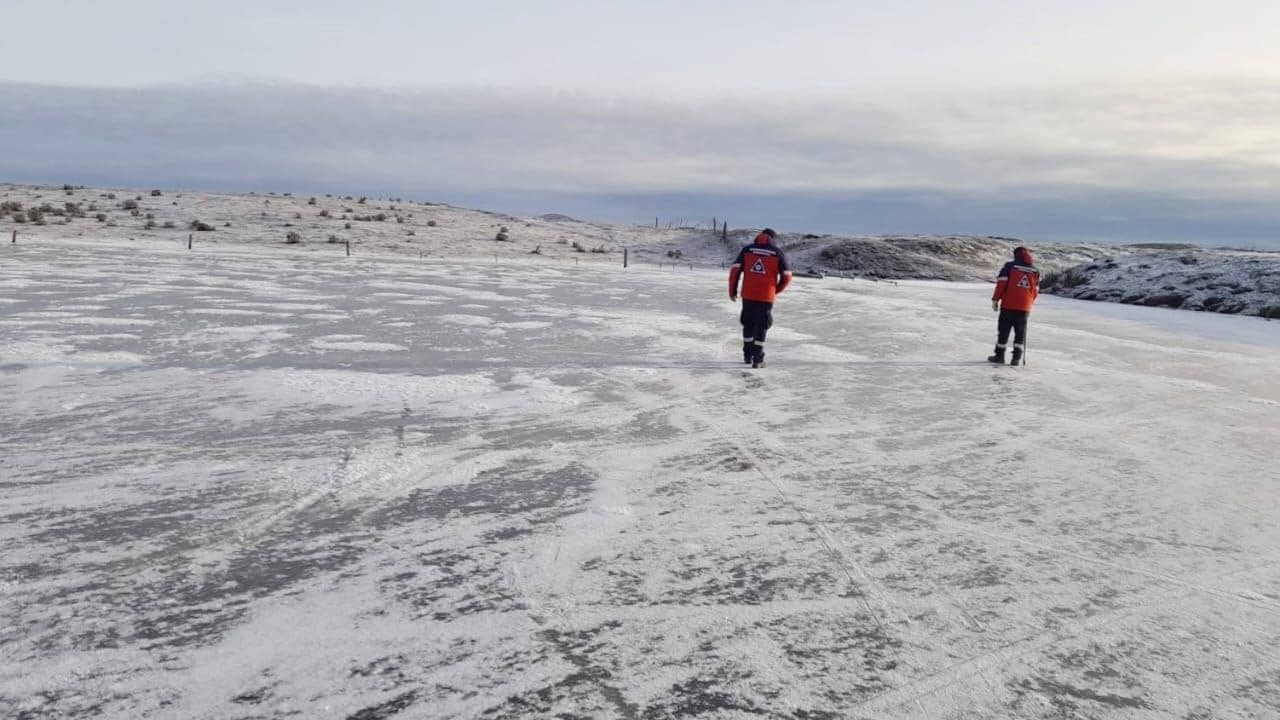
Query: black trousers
[
  {"left": 996, "top": 309, "right": 1029, "bottom": 353},
  {"left": 740, "top": 300, "right": 773, "bottom": 359}
]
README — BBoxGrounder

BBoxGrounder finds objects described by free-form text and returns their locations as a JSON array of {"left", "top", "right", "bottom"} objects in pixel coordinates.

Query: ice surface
[{"left": 2, "top": 241, "right": 1279, "bottom": 719}]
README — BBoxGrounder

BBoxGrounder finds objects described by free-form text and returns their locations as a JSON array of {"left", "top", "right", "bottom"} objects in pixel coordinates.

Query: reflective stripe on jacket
[{"left": 993, "top": 261, "right": 1039, "bottom": 312}]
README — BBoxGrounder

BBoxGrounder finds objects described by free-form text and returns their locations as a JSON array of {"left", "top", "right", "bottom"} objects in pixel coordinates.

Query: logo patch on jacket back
[
  {"left": 750, "top": 259, "right": 767, "bottom": 274},
  {"left": 1017, "top": 275, "right": 1031, "bottom": 289}
]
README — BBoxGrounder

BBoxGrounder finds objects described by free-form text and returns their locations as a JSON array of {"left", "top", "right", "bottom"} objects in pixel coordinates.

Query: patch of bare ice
[
  {"left": 311, "top": 340, "right": 408, "bottom": 352},
  {"left": 187, "top": 309, "right": 274, "bottom": 317},
  {"left": 440, "top": 314, "right": 494, "bottom": 327}
]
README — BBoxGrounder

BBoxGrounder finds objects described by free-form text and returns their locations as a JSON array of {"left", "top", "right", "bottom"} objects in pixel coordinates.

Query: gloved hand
[
  {"left": 991, "top": 300, "right": 1000, "bottom": 312},
  {"left": 729, "top": 294, "right": 737, "bottom": 302}
]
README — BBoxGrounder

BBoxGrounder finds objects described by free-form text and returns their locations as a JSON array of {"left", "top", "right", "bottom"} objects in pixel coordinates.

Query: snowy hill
[
  {"left": 1043, "top": 249, "right": 1280, "bottom": 318},
  {"left": 7, "top": 182, "right": 1278, "bottom": 317},
  {"left": 1, "top": 182, "right": 660, "bottom": 264},
  {"left": 1, "top": 182, "right": 1095, "bottom": 279}
]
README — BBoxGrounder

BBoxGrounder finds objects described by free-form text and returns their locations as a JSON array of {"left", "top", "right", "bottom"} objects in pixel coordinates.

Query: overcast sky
[{"left": 4, "top": 1, "right": 1280, "bottom": 245}]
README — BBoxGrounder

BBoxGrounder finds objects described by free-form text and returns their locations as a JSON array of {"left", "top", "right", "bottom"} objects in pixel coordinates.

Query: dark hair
[{"left": 762, "top": 228, "right": 777, "bottom": 238}]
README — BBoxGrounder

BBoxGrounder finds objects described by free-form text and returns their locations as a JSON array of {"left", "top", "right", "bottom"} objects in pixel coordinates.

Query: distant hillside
[
  {"left": 0, "top": 183, "right": 649, "bottom": 263},
  {"left": 0, "top": 182, "right": 1091, "bottom": 280},
  {"left": 776, "top": 234, "right": 1104, "bottom": 281},
  {"left": 7, "top": 181, "right": 1276, "bottom": 318}
]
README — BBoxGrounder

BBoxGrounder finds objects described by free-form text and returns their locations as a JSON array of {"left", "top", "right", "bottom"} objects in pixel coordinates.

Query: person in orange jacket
[
  {"left": 728, "top": 228, "right": 792, "bottom": 368},
  {"left": 988, "top": 246, "right": 1039, "bottom": 366}
]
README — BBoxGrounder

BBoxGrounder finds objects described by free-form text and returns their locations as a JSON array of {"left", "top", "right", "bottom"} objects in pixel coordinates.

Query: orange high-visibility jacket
[
  {"left": 729, "top": 233, "right": 792, "bottom": 303},
  {"left": 993, "top": 247, "right": 1040, "bottom": 312}
]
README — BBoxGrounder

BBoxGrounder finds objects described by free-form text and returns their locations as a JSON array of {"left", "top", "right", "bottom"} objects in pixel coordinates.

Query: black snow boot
[
  {"left": 752, "top": 352, "right": 766, "bottom": 369},
  {"left": 987, "top": 349, "right": 1006, "bottom": 364},
  {"left": 1010, "top": 349, "right": 1023, "bottom": 367},
  {"left": 743, "top": 343, "right": 753, "bottom": 364}
]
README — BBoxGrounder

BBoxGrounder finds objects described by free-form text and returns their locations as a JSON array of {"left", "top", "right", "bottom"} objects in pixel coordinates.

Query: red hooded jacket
[{"left": 993, "top": 247, "right": 1040, "bottom": 312}]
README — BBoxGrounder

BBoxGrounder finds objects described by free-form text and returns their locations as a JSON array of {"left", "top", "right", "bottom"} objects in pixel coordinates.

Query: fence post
[
  {"left": 188, "top": 233, "right": 192, "bottom": 250},
  {"left": 346, "top": 239, "right": 351, "bottom": 257},
  {"left": 10, "top": 230, "right": 15, "bottom": 244},
  {"left": 722, "top": 221, "right": 727, "bottom": 242},
  {"left": 624, "top": 248, "right": 628, "bottom": 268},
  {"left": 654, "top": 216, "right": 658, "bottom": 229}
]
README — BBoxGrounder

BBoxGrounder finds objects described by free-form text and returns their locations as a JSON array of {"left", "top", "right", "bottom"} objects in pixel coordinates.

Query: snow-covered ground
[{"left": 3, "top": 239, "right": 1280, "bottom": 719}]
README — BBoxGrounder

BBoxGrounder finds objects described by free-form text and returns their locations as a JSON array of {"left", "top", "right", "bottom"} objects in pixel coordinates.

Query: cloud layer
[{"left": 4, "top": 81, "right": 1280, "bottom": 244}]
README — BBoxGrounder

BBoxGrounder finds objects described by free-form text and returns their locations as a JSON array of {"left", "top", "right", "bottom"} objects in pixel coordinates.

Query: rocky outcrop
[{"left": 1042, "top": 250, "right": 1280, "bottom": 318}]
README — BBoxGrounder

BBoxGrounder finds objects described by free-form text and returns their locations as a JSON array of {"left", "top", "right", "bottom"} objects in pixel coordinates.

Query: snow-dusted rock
[{"left": 1044, "top": 249, "right": 1280, "bottom": 318}]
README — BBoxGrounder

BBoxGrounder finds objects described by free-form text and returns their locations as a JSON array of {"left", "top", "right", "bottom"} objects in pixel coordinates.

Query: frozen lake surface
[{"left": 3, "top": 242, "right": 1279, "bottom": 719}]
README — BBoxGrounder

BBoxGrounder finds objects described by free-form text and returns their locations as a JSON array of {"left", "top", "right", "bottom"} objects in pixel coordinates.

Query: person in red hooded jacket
[
  {"left": 988, "top": 246, "right": 1039, "bottom": 366},
  {"left": 728, "top": 228, "right": 792, "bottom": 368}
]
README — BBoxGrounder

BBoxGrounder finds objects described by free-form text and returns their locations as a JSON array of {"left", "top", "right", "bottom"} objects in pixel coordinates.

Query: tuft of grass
[{"left": 1041, "top": 266, "right": 1090, "bottom": 290}]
